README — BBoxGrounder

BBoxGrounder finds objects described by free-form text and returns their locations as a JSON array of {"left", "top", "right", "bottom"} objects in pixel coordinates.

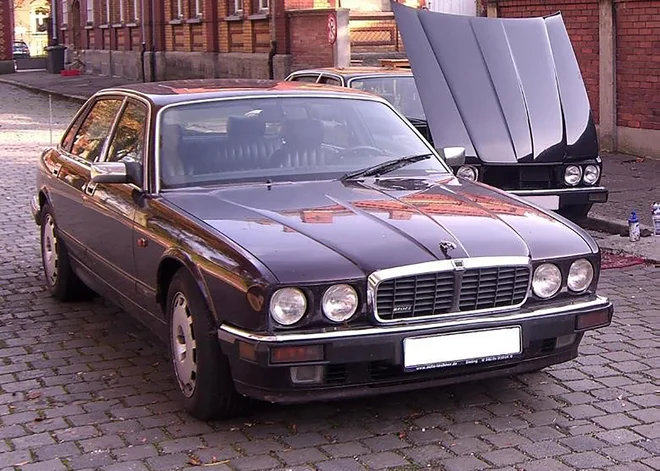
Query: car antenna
[{"left": 48, "top": 94, "right": 53, "bottom": 146}]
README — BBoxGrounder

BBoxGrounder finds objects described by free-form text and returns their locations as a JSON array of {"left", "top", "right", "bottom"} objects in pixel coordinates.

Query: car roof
[
  {"left": 290, "top": 67, "right": 413, "bottom": 78},
  {"left": 100, "top": 79, "right": 383, "bottom": 106}
]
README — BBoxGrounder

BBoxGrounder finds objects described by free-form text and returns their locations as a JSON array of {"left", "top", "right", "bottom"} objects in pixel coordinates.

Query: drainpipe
[
  {"left": 51, "top": 0, "right": 58, "bottom": 45},
  {"left": 268, "top": 0, "right": 277, "bottom": 79},
  {"left": 150, "top": 0, "right": 157, "bottom": 81},
  {"left": 140, "top": 0, "right": 146, "bottom": 81}
]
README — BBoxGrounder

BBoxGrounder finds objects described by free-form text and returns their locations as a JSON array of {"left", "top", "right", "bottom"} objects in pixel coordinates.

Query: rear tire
[
  {"left": 40, "top": 204, "right": 93, "bottom": 302},
  {"left": 167, "top": 269, "right": 246, "bottom": 420}
]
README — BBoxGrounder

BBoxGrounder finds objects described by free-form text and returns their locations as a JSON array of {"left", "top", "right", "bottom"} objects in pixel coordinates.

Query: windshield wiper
[{"left": 341, "top": 153, "right": 432, "bottom": 181}]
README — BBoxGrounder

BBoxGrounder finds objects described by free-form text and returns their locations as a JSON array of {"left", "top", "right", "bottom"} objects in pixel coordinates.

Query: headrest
[
  {"left": 281, "top": 119, "right": 324, "bottom": 148},
  {"left": 227, "top": 116, "right": 266, "bottom": 140}
]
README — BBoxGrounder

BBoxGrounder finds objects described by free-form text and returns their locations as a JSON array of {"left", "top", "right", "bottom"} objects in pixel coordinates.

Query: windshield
[
  {"left": 349, "top": 76, "right": 426, "bottom": 121},
  {"left": 157, "top": 96, "right": 448, "bottom": 189}
]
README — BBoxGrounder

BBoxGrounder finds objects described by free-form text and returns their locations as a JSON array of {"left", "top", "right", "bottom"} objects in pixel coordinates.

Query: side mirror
[
  {"left": 438, "top": 146, "right": 466, "bottom": 167},
  {"left": 91, "top": 161, "right": 143, "bottom": 186}
]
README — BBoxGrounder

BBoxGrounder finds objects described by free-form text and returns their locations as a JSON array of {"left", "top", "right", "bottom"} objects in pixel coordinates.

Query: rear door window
[{"left": 70, "top": 98, "right": 123, "bottom": 162}]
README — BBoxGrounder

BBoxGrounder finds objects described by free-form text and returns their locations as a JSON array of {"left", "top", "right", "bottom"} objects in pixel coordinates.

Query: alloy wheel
[
  {"left": 42, "top": 214, "right": 59, "bottom": 286},
  {"left": 171, "top": 292, "right": 197, "bottom": 398}
]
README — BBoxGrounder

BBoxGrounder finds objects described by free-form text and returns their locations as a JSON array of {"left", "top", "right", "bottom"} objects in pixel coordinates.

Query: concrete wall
[
  {"left": 81, "top": 49, "right": 293, "bottom": 82},
  {"left": 492, "top": 0, "right": 660, "bottom": 159}
]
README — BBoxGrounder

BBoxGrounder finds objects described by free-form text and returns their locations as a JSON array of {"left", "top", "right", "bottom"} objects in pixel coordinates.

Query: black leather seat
[
  {"left": 215, "top": 116, "right": 280, "bottom": 172},
  {"left": 159, "top": 122, "right": 186, "bottom": 187},
  {"left": 271, "top": 118, "right": 337, "bottom": 168}
]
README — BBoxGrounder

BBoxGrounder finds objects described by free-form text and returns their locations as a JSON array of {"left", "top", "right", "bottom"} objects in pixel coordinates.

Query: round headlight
[
  {"left": 568, "top": 259, "right": 594, "bottom": 293},
  {"left": 532, "top": 263, "right": 562, "bottom": 299},
  {"left": 322, "top": 284, "right": 358, "bottom": 322},
  {"left": 564, "top": 165, "right": 583, "bottom": 186},
  {"left": 457, "top": 165, "right": 478, "bottom": 181},
  {"left": 583, "top": 165, "right": 600, "bottom": 186},
  {"left": 270, "top": 288, "right": 307, "bottom": 326}
]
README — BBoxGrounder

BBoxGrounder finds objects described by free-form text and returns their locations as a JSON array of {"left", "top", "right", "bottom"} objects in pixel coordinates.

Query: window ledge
[
  {"left": 224, "top": 14, "right": 243, "bottom": 21},
  {"left": 84, "top": 24, "right": 94, "bottom": 30},
  {"left": 126, "top": 22, "right": 139, "bottom": 27},
  {"left": 169, "top": 18, "right": 184, "bottom": 25},
  {"left": 186, "top": 17, "right": 202, "bottom": 24},
  {"left": 248, "top": 13, "right": 269, "bottom": 20},
  {"left": 100, "top": 24, "right": 110, "bottom": 29},
  {"left": 111, "top": 23, "right": 124, "bottom": 28}
]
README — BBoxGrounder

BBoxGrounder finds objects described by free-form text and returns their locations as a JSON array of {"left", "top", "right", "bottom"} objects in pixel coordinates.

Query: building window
[
  {"left": 234, "top": 0, "right": 243, "bottom": 14},
  {"left": 61, "top": 0, "right": 68, "bottom": 24},
  {"left": 103, "top": 0, "right": 111, "bottom": 23},
  {"left": 130, "top": 0, "right": 139, "bottom": 20},
  {"left": 119, "top": 0, "right": 125, "bottom": 22},
  {"left": 173, "top": 0, "right": 183, "bottom": 18},
  {"left": 193, "top": 0, "right": 203, "bottom": 17},
  {"left": 86, "top": 0, "right": 94, "bottom": 23},
  {"left": 258, "top": 0, "right": 268, "bottom": 11}
]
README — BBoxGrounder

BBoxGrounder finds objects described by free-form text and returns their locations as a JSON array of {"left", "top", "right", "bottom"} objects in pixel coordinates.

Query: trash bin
[{"left": 45, "top": 45, "right": 66, "bottom": 74}]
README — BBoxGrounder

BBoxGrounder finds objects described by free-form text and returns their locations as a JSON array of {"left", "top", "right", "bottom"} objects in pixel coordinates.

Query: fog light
[
  {"left": 271, "top": 345, "right": 324, "bottom": 364},
  {"left": 290, "top": 365, "right": 324, "bottom": 384},
  {"left": 576, "top": 309, "right": 611, "bottom": 330},
  {"left": 457, "top": 165, "right": 478, "bottom": 181},
  {"left": 238, "top": 341, "right": 257, "bottom": 362},
  {"left": 555, "top": 334, "right": 577, "bottom": 349}
]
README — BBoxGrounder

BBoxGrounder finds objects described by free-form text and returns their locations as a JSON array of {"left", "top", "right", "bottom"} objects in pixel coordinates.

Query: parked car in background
[
  {"left": 31, "top": 79, "right": 613, "bottom": 420},
  {"left": 287, "top": 10, "right": 608, "bottom": 220},
  {"left": 12, "top": 40, "right": 30, "bottom": 59}
]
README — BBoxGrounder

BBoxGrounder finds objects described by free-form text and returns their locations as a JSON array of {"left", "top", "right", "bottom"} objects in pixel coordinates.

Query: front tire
[
  {"left": 167, "top": 269, "right": 246, "bottom": 420},
  {"left": 40, "top": 204, "right": 91, "bottom": 301}
]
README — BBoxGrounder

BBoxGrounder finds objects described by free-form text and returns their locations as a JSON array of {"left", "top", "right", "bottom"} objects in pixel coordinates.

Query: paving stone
[
  {"left": 276, "top": 447, "right": 327, "bottom": 466},
  {"left": 321, "top": 442, "right": 370, "bottom": 458},
  {"left": 441, "top": 455, "right": 491, "bottom": 471},
  {"left": 359, "top": 451, "right": 409, "bottom": 469},
  {"left": 562, "top": 451, "right": 613, "bottom": 469},
  {"left": 229, "top": 454, "right": 282, "bottom": 471}
]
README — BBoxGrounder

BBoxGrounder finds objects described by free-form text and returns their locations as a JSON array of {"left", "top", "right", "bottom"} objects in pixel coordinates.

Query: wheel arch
[{"left": 156, "top": 249, "right": 219, "bottom": 324}]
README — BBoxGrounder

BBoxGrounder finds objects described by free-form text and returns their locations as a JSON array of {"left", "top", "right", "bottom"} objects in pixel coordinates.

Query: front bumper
[
  {"left": 512, "top": 187, "right": 608, "bottom": 211},
  {"left": 218, "top": 296, "right": 613, "bottom": 404}
]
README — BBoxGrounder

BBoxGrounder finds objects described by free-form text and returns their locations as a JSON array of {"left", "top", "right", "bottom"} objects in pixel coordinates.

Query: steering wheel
[{"left": 335, "top": 146, "right": 393, "bottom": 160}]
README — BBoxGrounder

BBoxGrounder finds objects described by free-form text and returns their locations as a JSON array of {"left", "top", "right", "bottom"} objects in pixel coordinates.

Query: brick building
[
  {"left": 488, "top": 0, "right": 659, "bottom": 159},
  {"left": 0, "top": 0, "right": 14, "bottom": 73}
]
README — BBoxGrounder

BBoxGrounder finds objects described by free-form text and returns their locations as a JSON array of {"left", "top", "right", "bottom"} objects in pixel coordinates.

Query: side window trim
[
  {"left": 60, "top": 102, "right": 93, "bottom": 153},
  {"left": 98, "top": 97, "right": 129, "bottom": 163},
  {"left": 318, "top": 73, "right": 343, "bottom": 86}
]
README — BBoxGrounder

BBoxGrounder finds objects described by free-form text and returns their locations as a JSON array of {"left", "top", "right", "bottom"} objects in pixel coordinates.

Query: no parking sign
[{"left": 327, "top": 12, "right": 337, "bottom": 45}]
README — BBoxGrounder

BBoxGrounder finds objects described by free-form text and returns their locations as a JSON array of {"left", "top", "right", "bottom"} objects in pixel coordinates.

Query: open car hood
[{"left": 391, "top": 2, "right": 598, "bottom": 164}]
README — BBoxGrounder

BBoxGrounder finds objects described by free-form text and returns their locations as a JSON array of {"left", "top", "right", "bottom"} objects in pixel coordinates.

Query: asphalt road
[{"left": 0, "top": 83, "right": 658, "bottom": 471}]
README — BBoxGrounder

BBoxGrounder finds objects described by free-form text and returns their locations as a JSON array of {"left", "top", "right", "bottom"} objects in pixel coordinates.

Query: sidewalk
[{"left": 1, "top": 71, "right": 658, "bottom": 262}]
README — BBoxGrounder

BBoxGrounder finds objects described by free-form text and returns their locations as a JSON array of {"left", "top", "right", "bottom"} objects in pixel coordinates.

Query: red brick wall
[
  {"left": 0, "top": 0, "right": 13, "bottom": 61},
  {"left": 288, "top": 9, "right": 334, "bottom": 69},
  {"left": 615, "top": 0, "right": 660, "bottom": 130},
  {"left": 496, "top": 0, "right": 600, "bottom": 123}
]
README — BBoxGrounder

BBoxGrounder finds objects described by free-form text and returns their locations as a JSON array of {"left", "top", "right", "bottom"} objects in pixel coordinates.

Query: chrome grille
[{"left": 374, "top": 264, "right": 530, "bottom": 322}]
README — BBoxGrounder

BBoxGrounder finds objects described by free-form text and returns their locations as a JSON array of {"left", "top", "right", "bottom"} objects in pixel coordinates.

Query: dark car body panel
[
  {"left": 32, "top": 79, "right": 613, "bottom": 406},
  {"left": 391, "top": 3, "right": 598, "bottom": 165}
]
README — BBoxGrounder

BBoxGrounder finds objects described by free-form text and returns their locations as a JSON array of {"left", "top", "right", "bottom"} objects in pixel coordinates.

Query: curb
[
  {"left": 0, "top": 77, "right": 88, "bottom": 104},
  {"left": 583, "top": 215, "right": 654, "bottom": 237}
]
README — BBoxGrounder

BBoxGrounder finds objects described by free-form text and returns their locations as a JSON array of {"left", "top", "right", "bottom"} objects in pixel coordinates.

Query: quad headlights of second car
[
  {"left": 532, "top": 259, "right": 594, "bottom": 299},
  {"left": 564, "top": 164, "right": 601, "bottom": 187},
  {"left": 269, "top": 284, "right": 359, "bottom": 326}
]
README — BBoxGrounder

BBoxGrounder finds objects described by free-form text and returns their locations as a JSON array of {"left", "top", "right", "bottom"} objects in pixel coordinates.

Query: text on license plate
[
  {"left": 522, "top": 195, "right": 559, "bottom": 210},
  {"left": 403, "top": 326, "right": 522, "bottom": 370}
]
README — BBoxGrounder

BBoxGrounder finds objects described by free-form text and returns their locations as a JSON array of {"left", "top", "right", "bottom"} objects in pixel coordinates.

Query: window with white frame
[
  {"left": 119, "top": 0, "right": 125, "bottom": 22},
  {"left": 173, "top": 0, "right": 183, "bottom": 18},
  {"left": 103, "top": 0, "right": 111, "bottom": 23},
  {"left": 258, "top": 0, "right": 268, "bottom": 11},
  {"left": 234, "top": 0, "right": 243, "bottom": 14},
  {"left": 130, "top": 0, "right": 139, "bottom": 20},
  {"left": 86, "top": 0, "right": 94, "bottom": 23},
  {"left": 61, "top": 0, "right": 68, "bottom": 24},
  {"left": 193, "top": 0, "right": 203, "bottom": 17}
]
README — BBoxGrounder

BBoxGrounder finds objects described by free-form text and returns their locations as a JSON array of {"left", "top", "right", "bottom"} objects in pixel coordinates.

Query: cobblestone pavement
[{"left": 0, "top": 83, "right": 659, "bottom": 471}]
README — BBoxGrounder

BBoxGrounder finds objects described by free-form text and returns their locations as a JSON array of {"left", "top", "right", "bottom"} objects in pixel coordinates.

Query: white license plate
[
  {"left": 522, "top": 195, "right": 560, "bottom": 210},
  {"left": 403, "top": 326, "right": 522, "bottom": 370}
]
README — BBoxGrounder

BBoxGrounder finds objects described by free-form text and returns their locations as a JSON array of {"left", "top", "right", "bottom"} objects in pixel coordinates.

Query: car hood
[
  {"left": 164, "top": 176, "right": 596, "bottom": 284},
  {"left": 391, "top": 2, "right": 598, "bottom": 164}
]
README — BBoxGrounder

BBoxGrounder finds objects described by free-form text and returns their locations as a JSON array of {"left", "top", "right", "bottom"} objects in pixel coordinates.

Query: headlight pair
[
  {"left": 564, "top": 164, "right": 600, "bottom": 187},
  {"left": 532, "top": 259, "right": 594, "bottom": 299},
  {"left": 269, "top": 284, "right": 358, "bottom": 326}
]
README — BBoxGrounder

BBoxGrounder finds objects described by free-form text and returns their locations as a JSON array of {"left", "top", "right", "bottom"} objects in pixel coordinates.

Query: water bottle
[
  {"left": 652, "top": 202, "right": 660, "bottom": 237},
  {"left": 628, "top": 211, "right": 640, "bottom": 242}
]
